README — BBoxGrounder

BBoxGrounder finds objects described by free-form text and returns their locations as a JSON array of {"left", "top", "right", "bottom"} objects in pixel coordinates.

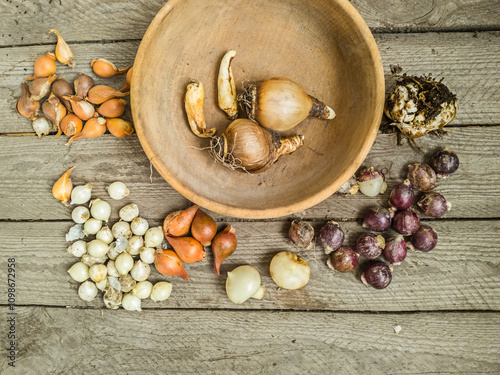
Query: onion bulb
[
  {"left": 270, "top": 251, "right": 310, "bottom": 290},
  {"left": 239, "top": 78, "right": 335, "bottom": 132},
  {"left": 226, "top": 265, "right": 264, "bottom": 304},
  {"left": 210, "top": 119, "right": 304, "bottom": 173}
]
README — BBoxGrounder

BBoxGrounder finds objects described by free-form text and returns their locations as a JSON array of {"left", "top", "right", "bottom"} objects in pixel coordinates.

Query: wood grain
[
  {"left": 0, "top": 0, "right": 499, "bottom": 47},
  {"left": 0, "top": 220, "right": 498, "bottom": 311},
  {"left": 1, "top": 32, "right": 499, "bottom": 134},
  {"left": 1, "top": 307, "right": 499, "bottom": 374},
  {"left": 0, "top": 127, "right": 498, "bottom": 221}
]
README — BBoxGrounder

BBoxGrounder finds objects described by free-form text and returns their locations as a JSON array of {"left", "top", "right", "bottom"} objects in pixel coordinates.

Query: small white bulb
[
  {"left": 119, "top": 203, "right": 139, "bottom": 222},
  {"left": 127, "top": 236, "right": 144, "bottom": 256},
  {"left": 83, "top": 218, "right": 102, "bottom": 236},
  {"left": 81, "top": 254, "right": 107, "bottom": 267},
  {"left": 130, "top": 260, "right": 150, "bottom": 282},
  {"left": 96, "top": 226, "right": 114, "bottom": 244},
  {"left": 139, "top": 247, "right": 155, "bottom": 264},
  {"left": 150, "top": 281, "right": 172, "bottom": 302},
  {"left": 107, "top": 181, "right": 129, "bottom": 200},
  {"left": 67, "top": 240, "right": 87, "bottom": 257},
  {"left": 107, "top": 260, "right": 120, "bottom": 277},
  {"left": 131, "top": 281, "right": 153, "bottom": 299},
  {"left": 90, "top": 198, "right": 111, "bottom": 222},
  {"left": 68, "top": 262, "right": 89, "bottom": 282},
  {"left": 87, "top": 239, "right": 109, "bottom": 258},
  {"left": 78, "top": 281, "right": 98, "bottom": 302},
  {"left": 71, "top": 206, "right": 90, "bottom": 224},
  {"left": 144, "top": 226, "right": 164, "bottom": 248},
  {"left": 70, "top": 184, "right": 92, "bottom": 205},
  {"left": 89, "top": 264, "right": 107, "bottom": 283},
  {"left": 131, "top": 217, "right": 149, "bottom": 236},
  {"left": 32, "top": 116, "right": 51, "bottom": 138},
  {"left": 119, "top": 275, "right": 136, "bottom": 292},
  {"left": 115, "top": 252, "right": 134, "bottom": 275},
  {"left": 122, "top": 293, "right": 141, "bottom": 311},
  {"left": 112, "top": 221, "right": 132, "bottom": 239},
  {"left": 95, "top": 278, "right": 107, "bottom": 291}
]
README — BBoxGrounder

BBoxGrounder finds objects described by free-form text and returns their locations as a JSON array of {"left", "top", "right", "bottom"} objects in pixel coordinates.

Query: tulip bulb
[
  {"left": 17, "top": 82, "right": 40, "bottom": 120},
  {"left": 184, "top": 81, "right": 216, "bottom": 138},
  {"left": 163, "top": 205, "right": 199, "bottom": 237},
  {"left": 87, "top": 85, "right": 129, "bottom": 105},
  {"left": 32, "top": 116, "right": 51, "bottom": 139},
  {"left": 52, "top": 166, "right": 75, "bottom": 205},
  {"left": 226, "top": 265, "right": 263, "bottom": 304},
  {"left": 218, "top": 50, "right": 238, "bottom": 119},
  {"left": 66, "top": 117, "right": 106, "bottom": 146},
  {"left": 211, "top": 226, "right": 237, "bottom": 276},
  {"left": 65, "top": 96, "right": 96, "bottom": 121},
  {"left": 26, "top": 52, "right": 56, "bottom": 80},
  {"left": 166, "top": 236, "right": 206, "bottom": 263},
  {"left": 191, "top": 209, "right": 217, "bottom": 246},
  {"left": 210, "top": 119, "right": 304, "bottom": 173},
  {"left": 74, "top": 73, "right": 95, "bottom": 100},
  {"left": 49, "top": 29, "right": 74, "bottom": 68},
  {"left": 97, "top": 98, "right": 127, "bottom": 118},
  {"left": 239, "top": 78, "right": 335, "bottom": 132},
  {"left": 29, "top": 74, "right": 57, "bottom": 101},
  {"left": 119, "top": 67, "right": 133, "bottom": 92},
  {"left": 154, "top": 249, "right": 189, "bottom": 280},
  {"left": 106, "top": 118, "right": 134, "bottom": 138},
  {"left": 42, "top": 92, "right": 67, "bottom": 132},
  {"left": 91, "top": 58, "right": 130, "bottom": 78},
  {"left": 59, "top": 114, "right": 83, "bottom": 137},
  {"left": 51, "top": 78, "right": 74, "bottom": 112}
]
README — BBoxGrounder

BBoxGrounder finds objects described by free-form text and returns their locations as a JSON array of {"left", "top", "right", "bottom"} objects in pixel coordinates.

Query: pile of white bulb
[{"left": 65, "top": 181, "right": 172, "bottom": 311}]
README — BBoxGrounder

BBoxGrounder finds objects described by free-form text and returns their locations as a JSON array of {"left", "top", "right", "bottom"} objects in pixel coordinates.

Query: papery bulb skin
[
  {"left": 410, "top": 225, "right": 438, "bottom": 252},
  {"left": 154, "top": 250, "right": 189, "bottom": 280},
  {"left": 389, "top": 180, "right": 414, "bottom": 210},
  {"left": 361, "top": 261, "right": 392, "bottom": 289},
  {"left": 356, "top": 233, "right": 385, "bottom": 259},
  {"left": 163, "top": 205, "right": 199, "bottom": 237},
  {"left": 362, "top": 207, "right": 393, "bottom": 232},
  {"left": 289, "top": 219, "right": 315, "bottom": 249},
  {"left": 431, "top": 147, "right": 459, "bottom": 178},
  {"left": 191, "top": 209, "right": 217, "bottom": 247},
  {"left": 166, "top": 236, "right": 206, "bottom": 263},
  {"left": 212, "top": 226, "right": 237, "bottom": 276},
  {"left": 317, "top": 221, "right": 344, "bottom": 254},
  {"left": 383, "top": 235, "right": 407, "bottom": 265},
  {"left": 392, "top": 208, "right": 420, "bottom": 236},
  {"left": 407, "top": 163, "right": 437, "bottom": 192},
  {"left": 417, "top": 192, "right": 451, "bottom": 218},
  {"left": 327, "top": 246, "right": 359, "bottom": 273}
]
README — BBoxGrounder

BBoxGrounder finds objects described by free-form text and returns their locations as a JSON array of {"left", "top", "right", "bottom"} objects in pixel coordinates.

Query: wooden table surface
[{"left": 1, "top": 0, "right": 500, "bottom": 374}]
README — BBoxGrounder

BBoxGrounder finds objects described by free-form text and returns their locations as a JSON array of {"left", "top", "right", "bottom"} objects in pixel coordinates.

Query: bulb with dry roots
[
  {"left": 218, "top": 50, "right": 238, "bottom": 119},
  {"left": 184, "top": 80, "right": 216, "bottom": 138},
  {"left": 209, "top": 119, "right": 304, "bottom": 174}
]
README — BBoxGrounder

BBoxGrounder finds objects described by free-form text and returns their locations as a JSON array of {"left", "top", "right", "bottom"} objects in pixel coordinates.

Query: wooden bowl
[{"left": 132, "top": 0, "right": 384, "bottom": 219}]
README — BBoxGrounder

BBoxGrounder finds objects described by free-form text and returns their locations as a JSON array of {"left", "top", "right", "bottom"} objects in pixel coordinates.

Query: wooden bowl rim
[{"left": 131, "top": 0, "right": 385, "bottom": 219}]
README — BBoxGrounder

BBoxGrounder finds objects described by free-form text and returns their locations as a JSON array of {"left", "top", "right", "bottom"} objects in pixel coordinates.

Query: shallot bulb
[
  {"left": 154, "top": 249, "right": 189, "bottom": 280},
  {"left": 361, "top": 261, "right": 392, "bottom": 289},
  {"left": 327, "top": 246, "right": 359, "bottom": 273},
  {"left": 288, "top": 219, "right": 314, "bottom": 249},
  {"left": 383, "top": 235, "right": 407, "bottom": 265},
  {"left": 362, "top": 207, "right": 394, "bottom": 232},
  {"left": 239, "top": 78, "right": 335, "bottom": 132},
  {"left": 317, "top": 221, "right": 344, "bottom": 254},
  {"left": 191, "top": 209, "right": 217, "bottom": 247},
  {"left": 407, "top": 163, "right": 437, "bottom": 192},
  {"left": 392, "top": 208, "right": 420, "bottom": 236},
  {"left": 389, "top": 180, "right": 414, "bottom": 210},
  {"left": 163, "top": 205, "right": 199, "bottom": 237},
  {"left": 226, "top": 265, "right": 264, "bottom": 304},
  {"left": 210, "top": 119, "right": 304, "bottom": 174},
  {"left": 357, "top": 167, "right": 387, "bottom": 197},
  {"left": 417, "top": 192, "right": 451, "bottom": 218},
  {"left": 409, "top": 225, "right": 438, "bottom": 252},
  {"left": 431, "top": 147, "right": 459, "bottom": 178},
  {"left": 356, "top": 233, "right": 385, "bottom": 259},
  {"left": 211, "top": 226, "right": 237, "bottom": 276},
  {"left": 269, "top": 252, "right": 310, "bottom": 290},
  {"left": 166, "top": 236, "right": 206, "bottom": 263}
]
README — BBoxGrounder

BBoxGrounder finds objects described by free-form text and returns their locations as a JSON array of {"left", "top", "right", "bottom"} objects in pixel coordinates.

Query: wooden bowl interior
[{"left": 132, "top": 0, "right": 383, "bottom": 218}]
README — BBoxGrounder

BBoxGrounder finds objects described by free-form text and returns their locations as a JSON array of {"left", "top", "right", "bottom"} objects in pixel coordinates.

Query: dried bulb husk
[
  {"left": 184, "top": 81, "right": 216, "bottom": 138},
  {"left": 49, "top": 29, "right": 74, "bottom": 68},
  {"left": 154, "top": 249, "right": 189, "bottom": 280},
  {"left": 166, "top": 236, "right": 206, "bottom": 263},
  {"left": 42, "top": 92, "right": 67, "bottom": 132},
  {"left": 87, "top": 85, "right": 129, "bottom": 105},
  {"left": 119, "top": 67, "right": 133, "bottom": 92},
  {"left": 51, "top": 78, "right": 74, "bottom": 112},
  {"left": 239, "top": 78, "right": 335, "bottom": 132},
  {"left": 59, "top": 113, "right": 83, "bottom": 137},
  {"left": 65, "top": 96, "right": 96, "bottom": 121},
  {"left": 74, "top": 73, "right": 95, "bottom": 100},
  {"left": 103, "top": 286, "right": 122, "bottom": 309},
  {"left": 91, "top": 58, "right": 130, "bottom": 78},
  {"left": 163, "top": 205, "right": 199, "bottom": 237},
  {"left": 212, "top": 225, "right": 237, "bottom": 276},
  {"left": 384, "top": 75, "right": 458, "bottom": 138},
  {"left": 52, "top": 166, "right": 75, "bottom": 205},
  {"left": 191, "top": 209, "right": 217, "bottom": 246},
  {"left": 218, "top": 50, "right": 238, "bottom": 119},
  {"left": 210, "top": 119, "right": 304, "bottom": 173},
  {"left": 66, "top": 117, "right": 106, "bottom": 146},
  {"left": 106, "top": 118, "right": 134, "bottom": 138},
  {"left": 97, "top": 98, "right": 127, "bottom": 118},
  {"left": 26, "top": 52, "right": 56, "bottom": 80},
  {"left": 29, "top": 74, "right": 57, "bottom": 101},
  {"left": 16, "top": 82, "right": 40, "bottom": 120},
  {"left": 32, "top": 116, "right": 51, "bottom": 138}
]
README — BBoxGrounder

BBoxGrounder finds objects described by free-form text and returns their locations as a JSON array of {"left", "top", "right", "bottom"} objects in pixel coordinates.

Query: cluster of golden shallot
[
  {"left": 53, "top": 167, "right": 173, "bottom": 311},
  {"left": 15, "top": 29, "right": 134, "bottom": 143},
  {"left": 185, "top": 50, "right": 336, "bottom": 173},
  {"left": 155, "top": 205, "right": 238, "bottom": 280}
]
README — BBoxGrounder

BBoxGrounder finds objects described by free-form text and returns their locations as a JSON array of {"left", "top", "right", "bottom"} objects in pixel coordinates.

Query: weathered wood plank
[
  {"left": 0, "top": 127, "right": 498, "bottom": 221},
  {"left": 1, "top": 32, "right": 499, "bottom": 134},
  {"left": 1, "top": 0, "right": 499, "bottom": 48},
  {"left": 1, "top": 307, "right": 499, "bottom": 374},
  {"left": 0, "top": 220, "right": 498, "bottom": 311}
]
